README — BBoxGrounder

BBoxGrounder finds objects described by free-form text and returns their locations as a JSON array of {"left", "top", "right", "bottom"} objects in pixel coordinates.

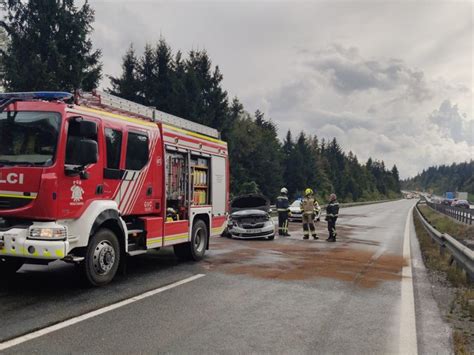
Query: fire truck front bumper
[{"left": 0, "top": 223, "right": 69, "bottom": 261}]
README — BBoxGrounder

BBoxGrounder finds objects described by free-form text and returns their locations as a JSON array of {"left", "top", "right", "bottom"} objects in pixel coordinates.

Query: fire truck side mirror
[{"left": 65, "top": 139, "right": 98, "bottom": 178}]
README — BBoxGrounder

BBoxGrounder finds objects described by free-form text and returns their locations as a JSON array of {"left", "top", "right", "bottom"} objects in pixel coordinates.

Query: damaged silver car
[{"left": 224, "top": 194, "right": 276, "bottom": 240}]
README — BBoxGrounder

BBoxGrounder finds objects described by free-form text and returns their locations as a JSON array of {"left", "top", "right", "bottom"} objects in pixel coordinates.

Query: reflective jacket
[
  {"left": 301, "top": 197, "right": 321, "bottom": 215},
  {"left": 276, "top": 195, "right": 290, "bottom": 212},
  {"left": 326, "top": 200, "right": 339, "bottom": 220}
]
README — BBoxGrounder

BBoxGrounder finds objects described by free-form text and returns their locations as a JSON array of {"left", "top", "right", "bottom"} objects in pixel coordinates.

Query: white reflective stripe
[
  {"left": 116, "top": 172, "right": 131, "bottom": 208},
  {"left": 118, "top": 171, "right": 137, "bottom": 210},
  {"left": 114, "top": 179, "right": 129, "bottom": 205},
  {"left": 123, "top": 170, "right": 144, "bottom": 214},
  {"left": 119, "top": 171, "right": 140, "bottom": 212}
]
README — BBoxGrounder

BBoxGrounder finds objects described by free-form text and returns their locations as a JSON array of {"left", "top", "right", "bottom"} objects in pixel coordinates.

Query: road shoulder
[{"left": 410, "top": 210, "right": 453, "bottom": 354}]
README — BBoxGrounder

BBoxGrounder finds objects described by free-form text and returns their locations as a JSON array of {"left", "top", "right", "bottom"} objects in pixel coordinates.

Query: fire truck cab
[{"left": 0, "top": 91, "right": 229, "bottom": 286}]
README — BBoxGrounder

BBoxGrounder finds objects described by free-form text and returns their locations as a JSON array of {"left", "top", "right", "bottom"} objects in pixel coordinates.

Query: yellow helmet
[{"left": 305, "top": 188, "right": 313, "bottom": 196}]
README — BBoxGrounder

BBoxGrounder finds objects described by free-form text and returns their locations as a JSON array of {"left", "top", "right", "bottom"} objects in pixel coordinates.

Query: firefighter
[
  {"left": 300, "top": 188, "right": 321, "bottom": 240},
  {"left": 166, "top": 207, "right": 179, "bottom": 222},
  {"left": 325, "top": 193, "right": 339, "bottom": 242},
  {"left": 276, "top": 187, "right": 290, "bottom": 236}
]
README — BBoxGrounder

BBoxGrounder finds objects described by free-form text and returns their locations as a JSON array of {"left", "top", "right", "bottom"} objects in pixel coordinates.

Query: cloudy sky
[{"left": 90, "top": 0, "right": 473, "bottom": 178}]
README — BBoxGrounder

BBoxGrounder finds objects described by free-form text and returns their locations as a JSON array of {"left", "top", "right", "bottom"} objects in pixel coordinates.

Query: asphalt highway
[{"left": 0, "top": 200, "right": 452, "bottom": 354}]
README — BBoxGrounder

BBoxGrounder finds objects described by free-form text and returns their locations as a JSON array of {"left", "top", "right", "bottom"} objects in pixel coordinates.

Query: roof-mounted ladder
[{"left": 75, "top": 90, "right": 220, "bottom": 139}]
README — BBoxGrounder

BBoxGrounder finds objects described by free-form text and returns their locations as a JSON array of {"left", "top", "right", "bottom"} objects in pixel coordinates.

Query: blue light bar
[{"left": 0, "top": 91, "right": 73, "bottom": 101}]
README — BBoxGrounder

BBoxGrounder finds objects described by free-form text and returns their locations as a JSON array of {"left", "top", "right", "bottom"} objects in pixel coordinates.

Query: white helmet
[{"left": 280, "top": 187, "right": 288, "bottom": 195}]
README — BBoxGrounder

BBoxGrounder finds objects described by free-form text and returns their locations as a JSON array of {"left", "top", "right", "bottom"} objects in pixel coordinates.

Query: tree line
[
  {"left": 0, "top": 0, "right": 401, "bottom": 202},
  {"left": 402, "top": 161, "right": 473, "bottom": 200}
]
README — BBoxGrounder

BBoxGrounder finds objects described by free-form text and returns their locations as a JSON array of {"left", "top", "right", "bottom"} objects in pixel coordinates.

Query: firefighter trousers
[
  {"left": 327, "top": 218, "right": 337, "bottom": 240},
  {"left": 278, "top": 211, "right": 289, "bottom": 235},
  {"left": 302, "top": 213, "right": 316, "bottom": 237}
]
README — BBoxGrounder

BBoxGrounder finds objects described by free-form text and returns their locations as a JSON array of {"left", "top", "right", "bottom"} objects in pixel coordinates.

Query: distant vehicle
[
  {"left": 288, "top": 199, "right": 303, "bottom": 221},
  {"left": 442, "top": 199, "right": 453, "bottom": 206},
  {"left": 453, "top": 200, "right": 470, "bottom": 209},
  {"left": 225, "top": 194, "right": 275, "bottom": 240},
  {"left": 445, "top": 192, "right": 455, "bottom": 200},
  {"left": 288, "top": 198, "right": 321, "bottom": 222},
  {"left": 456, "top": 192, "right": 468, "bottom": 200}
]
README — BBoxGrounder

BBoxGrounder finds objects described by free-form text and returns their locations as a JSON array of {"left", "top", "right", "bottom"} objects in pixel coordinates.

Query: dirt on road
[{"left": 205, "top": 224, "right": 405, "bottom": 288}]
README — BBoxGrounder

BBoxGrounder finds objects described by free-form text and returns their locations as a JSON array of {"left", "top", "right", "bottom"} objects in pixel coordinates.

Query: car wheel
[
  {"left": 267, "top": 234, "right": 275, "bottom": 241},
  {"left": 82, "top": 228, "right": 121, "bottom": 287},
  {"left": 0, "top": 257, "right": 23, "bottom": 275},
  {"left": 174, "top": 219, "right": 208, "bottom": 261}
]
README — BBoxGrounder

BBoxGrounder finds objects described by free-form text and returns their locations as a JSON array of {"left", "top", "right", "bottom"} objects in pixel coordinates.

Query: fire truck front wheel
[
  {"left": 82, "top": 228, "right": 121, "bottom": 286},
  {"left": 0, "top": 257, "right": 23, "bottom": 275},
  {"left": 174, "top": 219, "right": 208, "bottom": 261}
]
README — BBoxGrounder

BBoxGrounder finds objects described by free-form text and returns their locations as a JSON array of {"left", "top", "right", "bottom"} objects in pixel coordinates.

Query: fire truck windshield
[{"left": 0, "top": 111, "right": 61, "bottom": 166}]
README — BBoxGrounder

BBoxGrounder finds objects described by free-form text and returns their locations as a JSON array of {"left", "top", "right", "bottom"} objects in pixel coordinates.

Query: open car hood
[{"left": 230, "top": 194, "right": 270, "bottom": 213}]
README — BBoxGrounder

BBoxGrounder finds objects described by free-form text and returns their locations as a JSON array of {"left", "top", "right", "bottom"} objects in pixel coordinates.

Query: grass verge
[
  {"left": 418, "top": 205, "right": 474, "bottom": 240},
  {"left": 414, "top": 208, "right": 473, "bottom": 354}
]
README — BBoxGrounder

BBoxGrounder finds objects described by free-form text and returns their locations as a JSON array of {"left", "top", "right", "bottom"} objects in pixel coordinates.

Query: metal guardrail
[
  {"left": 415, "top": 202, "right": 474, "bottom": 283},
  {"left": 425, "top": 200, "right": 473, "bottom": 225}
]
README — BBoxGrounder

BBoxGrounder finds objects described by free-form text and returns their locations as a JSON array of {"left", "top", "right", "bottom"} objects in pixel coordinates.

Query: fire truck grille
[{"left": 0, "top": 197, "right": 32, "bottom": 210}]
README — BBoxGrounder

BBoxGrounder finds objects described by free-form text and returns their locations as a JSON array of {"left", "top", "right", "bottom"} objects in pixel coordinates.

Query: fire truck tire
[
  {"left": 174, "top": 219, "right": 208, "bottom": 261},
  {"left": 0, "top": 257, "right": 23, "bottom": 275},
  {"left": 82, "top": 228, "right": 121, "bottom": 286}
]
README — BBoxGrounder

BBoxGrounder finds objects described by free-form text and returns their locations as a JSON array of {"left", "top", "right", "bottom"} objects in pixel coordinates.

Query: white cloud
[
  {"left": 430, "top": 100, "right": 473, "bottom": 145},
  {"left": 89, "top": 0, "right": 473, "bottom": 178},
  {"left": 257, "top": 44, "right": 472, "bottom": 177}
]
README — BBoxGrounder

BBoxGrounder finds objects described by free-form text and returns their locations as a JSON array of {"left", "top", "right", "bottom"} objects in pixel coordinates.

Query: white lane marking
[
  {"left": 0, "top": 274, "right": 206, "bottom": 351},
  {"left": 399, "top": 206, "right": 418, "bottom": 354}
]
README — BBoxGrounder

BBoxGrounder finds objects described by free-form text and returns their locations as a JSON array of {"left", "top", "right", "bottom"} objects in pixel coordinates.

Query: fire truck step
[
  {"left": 63, "top": 255, "right": 85, "bottom": 263},
  {"left": 128, "top": 249, "right": 148, "bottom": 256},
  {"left": 127, "top": 242, "right": 146, "bottom": 251}
]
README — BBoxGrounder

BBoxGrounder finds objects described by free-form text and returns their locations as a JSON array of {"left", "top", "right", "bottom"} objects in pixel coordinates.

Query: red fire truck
[{"left": 0, "top": 91, "right": 229, "bottom": 285}]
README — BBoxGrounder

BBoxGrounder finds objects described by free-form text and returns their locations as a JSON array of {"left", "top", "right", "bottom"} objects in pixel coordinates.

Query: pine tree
[
  {"left": 402, "top": 161, "right": 473, "bottom": 198},
  {"left": 169, "top": 50, "right": 189, "bottom": 118},
  {"left": 391, "top": 165, "right": 401, "bottom": 193},
  {"left": 108, "top": 45, "right": 140, "bottom": 102},
  {"left": 282, "top": 130, "right": 294, "bottom": 194},
  {"left": 0, "top": 27, "right": 7, "bottom": 88},
  {"left": 1, "top": 0, "right": 102, "bottom": 91},
  {"left": 154, "top": 38, "right": 174, "bottom": 112},
  {"left": 137, "top": 44, "right": 156, "bottom": 106},
  {"left": 108, "top": 36, "right": 402, "bottom": 202}
]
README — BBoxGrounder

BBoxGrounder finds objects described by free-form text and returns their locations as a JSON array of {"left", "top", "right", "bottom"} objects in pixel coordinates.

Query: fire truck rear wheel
[
  {"left": 83, "top": 228, "right": 121, "bottom": 286},
  {"left": 174, "top": 219, "right": 208, "bottom": 261},
  {"left": 0, "top": 257, "right": 23, "bottom": 275}
]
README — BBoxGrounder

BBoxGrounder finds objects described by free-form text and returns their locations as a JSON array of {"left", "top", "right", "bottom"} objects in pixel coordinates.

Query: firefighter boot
[
  {"left": 303, "top": 235, "right": 309, "bottom": 240},
  {"left": 312, "top": 234, "right": 319, "bottom": 240}
]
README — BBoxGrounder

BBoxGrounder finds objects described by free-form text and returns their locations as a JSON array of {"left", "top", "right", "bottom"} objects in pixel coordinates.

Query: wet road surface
[{"left": 0, "top": 200, "right": 452, "bottom": 353}]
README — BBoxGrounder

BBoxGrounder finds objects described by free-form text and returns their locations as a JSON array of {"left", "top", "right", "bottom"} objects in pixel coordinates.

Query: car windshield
[
  {"left": 0, "top": 111, "right": 61, "bottom": 166},
  {"left": 291, "top": 200, "right": 301, "bottom": 207}
]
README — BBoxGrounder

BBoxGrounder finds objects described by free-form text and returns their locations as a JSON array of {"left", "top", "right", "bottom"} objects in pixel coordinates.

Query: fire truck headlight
[{"left": 29, "top": 227, "right": 67, "bottom": 240}]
